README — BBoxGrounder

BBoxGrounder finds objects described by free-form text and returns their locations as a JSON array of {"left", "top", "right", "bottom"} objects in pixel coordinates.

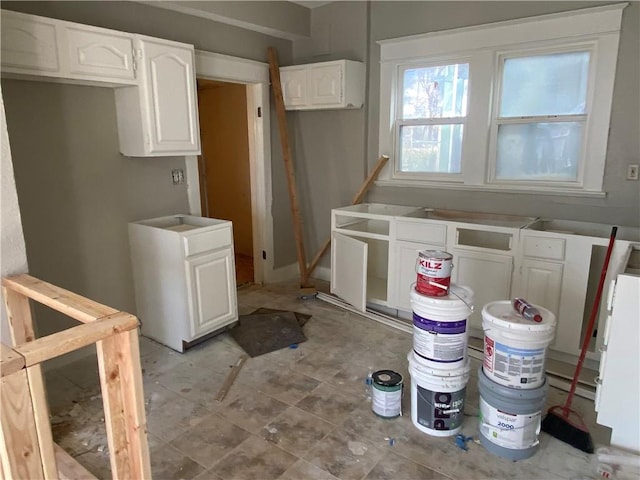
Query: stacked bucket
[
  {"left": 478, "top": 300, "right": 557, "bottom": 460},
  {"left": 407, "top": 251, "right": 475, "bottom": 437}
]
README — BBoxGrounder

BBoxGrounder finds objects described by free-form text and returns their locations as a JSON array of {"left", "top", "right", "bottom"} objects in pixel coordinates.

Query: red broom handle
[{"left": 564, "top": 226, "right": 617, "bottom": 414}]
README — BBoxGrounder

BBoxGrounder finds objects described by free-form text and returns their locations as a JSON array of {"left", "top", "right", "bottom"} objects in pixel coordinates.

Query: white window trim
[{"left": 377, "top": 3, "right": 626, "bottom": 197}]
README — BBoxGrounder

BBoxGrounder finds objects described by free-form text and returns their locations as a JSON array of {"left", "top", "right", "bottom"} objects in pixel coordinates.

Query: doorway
[{"left": 197, "top": 78, "right": 254, "bottom": 286}]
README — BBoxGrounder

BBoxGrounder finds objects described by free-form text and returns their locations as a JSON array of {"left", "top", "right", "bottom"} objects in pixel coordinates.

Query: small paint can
[
  {"left": 416, "top": 250, "right": 454, "bottom": 297},
  {"left": 371, "top": 370, "right": 403, "bottom": 418}
]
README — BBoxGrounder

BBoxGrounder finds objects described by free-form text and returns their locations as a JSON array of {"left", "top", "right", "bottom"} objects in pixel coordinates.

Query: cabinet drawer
[
  {"left": 396, "top": 221, "right": 446, "bottom": 246},
  {"left": 523, "top": 235, "right": 565, "bottom": 261},
  {"left": 183, "top": 227, "right": 232, "bottom": 257}
]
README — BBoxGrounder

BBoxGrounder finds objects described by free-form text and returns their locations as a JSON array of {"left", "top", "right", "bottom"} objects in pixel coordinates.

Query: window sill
[{"left": 374, "top": 179, "right": 607, "bottom": 198}]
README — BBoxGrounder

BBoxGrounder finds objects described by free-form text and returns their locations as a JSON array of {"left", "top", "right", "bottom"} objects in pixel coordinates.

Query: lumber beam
[
  {"left": 3, "top": 274, "right": 118, "bottom": 324},
  {"left": 54, "top": 443, "right": 98, "bottom": 480},
  {"left": 0, "top": 344, "right": 24, "bottom": 378}
]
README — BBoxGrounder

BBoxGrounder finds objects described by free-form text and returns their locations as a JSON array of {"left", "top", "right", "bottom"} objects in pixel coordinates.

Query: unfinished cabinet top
[
  {"left": 334, "top": 203, "right": 421, "bottom": 218},
  {"left": 130, "top": 214, "right": 230, "bottom": 233}
]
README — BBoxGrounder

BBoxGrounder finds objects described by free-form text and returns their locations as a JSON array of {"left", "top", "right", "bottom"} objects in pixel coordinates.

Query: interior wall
[
  {"left": 0, "top": 87, "right": 28, "bottom": 344},
  {"left": 198, "top": 83, "right": 253, "bottom": 257},
  {"left": 2, "top": 0, "right": 298, "bottom": 269},
  {"left": 365, "top": 1, "right": 640, "bottom": 227},
  {"left": 2, "top": 80, "right": 190, "bottom": 345},
  {"left": 289, "top": 1, "right": 369, "bottom": 269}
]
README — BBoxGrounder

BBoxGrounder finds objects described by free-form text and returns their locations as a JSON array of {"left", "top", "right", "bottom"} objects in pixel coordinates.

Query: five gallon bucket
[
  {"left": 478, "top": 367, "right": 548, "bottom": 460},
  {"left": 407, "top": 351, "right": 470, "bottom": 437},
  {"left": 415, "top": 250, "right": 453, "bottom": 296},
  {"left": 482, "top": 301, "right": 555, "bottom": 389},
  {"left": 371, "top": 370, "right": 403, "bottom": 418},
  {"left": 410, "top": 284, "right": 474, "bottom": 369}
]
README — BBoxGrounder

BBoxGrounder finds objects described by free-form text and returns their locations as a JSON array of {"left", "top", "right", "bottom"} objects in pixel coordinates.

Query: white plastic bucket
[
  {"left": 478, "top": 367, "right": 548, "bottom": 460},
  {"left": 482, "top": 301, "right": 556, "bottom": 389},
  {"left": 410, "top": 283, "right": 474, "bottom": 369},
  {"left": 407, "top": 351, "right": 470, "bottom": 437}
]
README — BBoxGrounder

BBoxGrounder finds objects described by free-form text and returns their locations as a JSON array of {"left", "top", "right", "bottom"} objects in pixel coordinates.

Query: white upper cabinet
[
  {"left": 1, "top": 10, "right": 60, "bottom": 75},
  {"left": 115, "top": 37, "right": 201, "bottom": 156},
  {"left": 280, "top": 60, "right": 365, "bottom": 110},
  {"left": 65, "top": 25, "right": 135, "bottom": 81}
]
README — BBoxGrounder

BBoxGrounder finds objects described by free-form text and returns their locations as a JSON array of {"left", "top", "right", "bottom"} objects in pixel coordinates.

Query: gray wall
[
  {"left": 2, "top": 80, "right": 189, "bottom": 339},
  {"left": 2, "top": 1, "right": 298, "bottom": 268},
  {"left": 365, "top": 1, "right": 640, "bottom": 227}
]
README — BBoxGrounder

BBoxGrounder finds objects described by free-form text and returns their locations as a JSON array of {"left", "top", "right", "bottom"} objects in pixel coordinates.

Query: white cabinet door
[
  {"left": 138, "top": 38, "right": 200, "bottom": 154},
  {"left": 451, "top": 249, "right": 513, "bottom": 333},
  {"left": 186, "top": 248, "right": 237, "bottom": 338},
  {"left": 65, "top": 26, "right": 135, "bottom": 81},
  {"left": 514, "top": 259, "right": 563, "bottom": 321},
  {"left": 394, "top": 240, "right": 443, "bottom": 312},
  {"left": 1, "top": 11, "right": 60, "bottom": 73},
  {"left": 331, "top": 232, "right": 368, "bottom": 312},
  {"left": 280, "top": 67, "right": 307, "bottom": 107},
  {"left": 308, "top": 64, "right": 342, "bottom": 106}
]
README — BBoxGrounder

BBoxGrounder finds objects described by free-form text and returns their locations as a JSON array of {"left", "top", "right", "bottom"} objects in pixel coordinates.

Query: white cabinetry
[
  {"left": 129, "top": 215, "right": 237, "bottom": 352},
  {"left": 1, "top": 9, "right": 201, "bottom": 157},
  {"left": 0, "top": 10, "right": 60, "bottom": 75},
  {"left": 331, "top": 204, "right": 420, "bottom": 311},
  {"left": 115, "top": 37, "right": 200, "bottom": 156},
  {"left": 280, "top": 60, "right": 365, "bottom": 110},
  {"left": 1, "top": 9, "right": 136, "bottom": 84}
]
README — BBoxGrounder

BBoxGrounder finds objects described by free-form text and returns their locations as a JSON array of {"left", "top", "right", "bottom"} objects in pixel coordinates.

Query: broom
[{"left": 541, "top": 226, "right": 617, "bottom": 454}]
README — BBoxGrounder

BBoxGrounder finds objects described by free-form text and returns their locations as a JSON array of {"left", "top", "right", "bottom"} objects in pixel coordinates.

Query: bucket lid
[
  {"left": 482, "top": 301, "right": 556, "bottom": 332},
  {"left": 410, "top": 283, "right": 474, "bottom": 309},
  {"left": 407, "top": 351, "right": 470, "bottom": 378},
  {"left": 372, "top": 370, "right": 402, "bottom": 387}
]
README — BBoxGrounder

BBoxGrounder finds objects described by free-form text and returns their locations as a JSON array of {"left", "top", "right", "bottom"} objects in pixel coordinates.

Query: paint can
[
  {"left": 407, "top": 351, "right": 470, "bottom": 437},
  {"left": 478, "top": 367, "right": 548, "bottom": 460},
  {"left": 371, "top": 370, "right": 403, "bottom": 418},
  {"left": 410, "top": 283, "right": 474, "bottom": 369},
  {"left": 482, "top": 301, "right": 556, "bottom": 389},
  {"left": 415, "top": 250, "right": 454, "bottom": 297}
]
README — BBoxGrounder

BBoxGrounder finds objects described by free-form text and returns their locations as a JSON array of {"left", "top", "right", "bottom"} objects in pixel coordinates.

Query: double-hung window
[{"left": 378, "top": 4, "right": 625, "bottom": 196}]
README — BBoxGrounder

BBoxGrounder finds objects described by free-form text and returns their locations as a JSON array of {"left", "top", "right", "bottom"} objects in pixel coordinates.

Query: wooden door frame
[{"left": 185, "top": 50, "right": 273, "bottom": 285}]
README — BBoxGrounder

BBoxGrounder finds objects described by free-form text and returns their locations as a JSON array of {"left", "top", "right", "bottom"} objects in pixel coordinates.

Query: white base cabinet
[
  {"left": 129, "top": 215, "right": 237, "bottom": 352},
  {"left": 330, "top": 204, "right": 640, "bottom": 364}
]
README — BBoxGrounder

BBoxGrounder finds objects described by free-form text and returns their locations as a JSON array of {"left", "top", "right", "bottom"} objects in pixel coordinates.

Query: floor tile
[
  {"left": 296, "top": 382, "right": 361, "bottom": 424},
  {"left": 210, "top": 435, "right": 297, "bottom": 480},
  {"left": 279, "top": 459, "right": 340, "bottom": 480},
  {"left": 170, "top": 413, "right": 251, "bottom": 469},
  {"left": 364, "top": 450, "right": 452, "bottom": 480},
  {"left": 150, "top": 443, "right": 206, "bottom": 480},
  {"left": 304, "top": 428, "right": 385, "bottom": 480},
  {"left": 260, "top": 405, "right": 334, "bottom": 456},
  {"left": 218, "top": 384, "right": 290, "bottom": 434}
]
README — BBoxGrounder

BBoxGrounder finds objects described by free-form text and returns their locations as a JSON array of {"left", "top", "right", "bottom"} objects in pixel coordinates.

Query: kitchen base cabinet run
[{"left": 129, "top": 214, "right": 238, "bottom": 352}]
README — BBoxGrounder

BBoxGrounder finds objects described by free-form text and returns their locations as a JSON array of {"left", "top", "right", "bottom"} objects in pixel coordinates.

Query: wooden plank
[
  {"left": 3, "top": 274, "right": 118, "bottom": 324},
  {"left": 3, "top": 283, "right": 58, "bottom": 478},
  {"left": 15, "top": 313, "right": 138, "bottom": 367},
  {"left": 54, "top": 443, "right": 98, "bottom": 480},
  {"left": 307, "top": 155, "right": 389, "bottom": 276},
  {"left": 215, "top": 354, "right": 248, "bottom": 402},
  {"left": 97, "top": 330, "right": 151, "bottom": 480},
  {"left": 267, "top": 47, "right": 310, "bottom": 287},
  {"left": 2, "top": 286, "right": 36, "bottom": 344},
  {"left": 0, "top": 369, "right": 44, "bottom": 479},
  {"left": 0, "top": 343, "right": 25, "bottom": 378}
]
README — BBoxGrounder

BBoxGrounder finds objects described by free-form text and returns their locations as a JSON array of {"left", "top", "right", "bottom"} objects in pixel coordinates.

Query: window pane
[
  {"left": 495, "top": 122, "right": 583, "bottom": 181},
  {"left": 500, "top": 51, "right": 590, "bottom": 117},
  {"left": 400, "top": 124, "right": 463, "bottom": 173},
  {"left": 402, "top": 63, "right": 469, "bottom": 120}
]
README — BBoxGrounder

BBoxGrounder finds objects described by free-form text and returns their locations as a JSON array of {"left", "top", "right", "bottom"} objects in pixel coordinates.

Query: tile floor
[{"left": 46, "top": 282, "right": 611, "bottom": 480}]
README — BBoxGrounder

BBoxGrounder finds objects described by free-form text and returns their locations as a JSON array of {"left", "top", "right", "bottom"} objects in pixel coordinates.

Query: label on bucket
[
  {"left": 479, "top": 397, "right": 541, "bottom": 449},
  {"left": 484, "top": 336, "right": 545, "bottom": 387},
  {"left": 372, "top": 385, "right": 402, "bottom": 418},
  {"left": 416, "top": 385, "right": 465, "bottom": 432},
  {"left": 413, "top": 313, "right": 467, "bottom": 363}
]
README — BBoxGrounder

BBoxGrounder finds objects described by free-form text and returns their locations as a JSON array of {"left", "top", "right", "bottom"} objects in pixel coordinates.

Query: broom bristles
[{"left": 541, "top": 406, "right": 595, "bottom": 454}]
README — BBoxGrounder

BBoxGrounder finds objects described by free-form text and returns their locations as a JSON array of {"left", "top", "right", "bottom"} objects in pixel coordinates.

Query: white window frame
[
  {"left": 377, "top": 3, "right": 626, "bottom": 197},
  {"left": 394, "top": 58, "right": 471, "bottom": 183}
]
